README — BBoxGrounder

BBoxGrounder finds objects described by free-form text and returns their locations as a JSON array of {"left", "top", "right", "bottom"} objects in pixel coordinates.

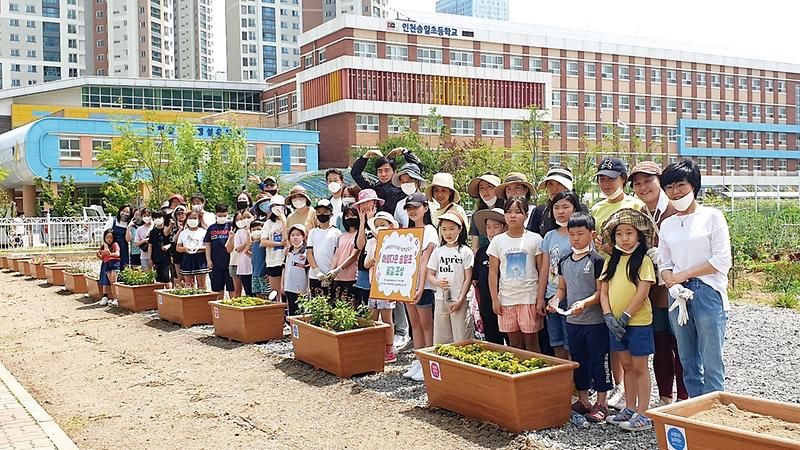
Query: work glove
[{"left": 604, "top": 313, "right": 626, "bottom": 341}]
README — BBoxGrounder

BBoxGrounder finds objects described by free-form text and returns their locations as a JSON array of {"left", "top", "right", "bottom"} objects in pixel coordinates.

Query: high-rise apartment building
[
  {"left": 436, "top": 0, "right": 508, "bottom": 21},
  {"left": 174, "top": 0, "right": 214, "bottom": 80},
  {"left": 225, "top": 0, "right": 301, "bottom": 82},
  {"left": 303, "top": 0, "right": 389, "bottom": 31},
  {"left": 0, "top": 0, "right": 86, "bottom": 90},
  {"left": 86, "top": 0, "right": 176, "bottom": 78}
]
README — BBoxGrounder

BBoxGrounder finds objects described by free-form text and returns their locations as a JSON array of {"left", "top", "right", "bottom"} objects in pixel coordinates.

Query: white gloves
[{"left": 668, "top": 284, "right": 694, "bottom": 326}]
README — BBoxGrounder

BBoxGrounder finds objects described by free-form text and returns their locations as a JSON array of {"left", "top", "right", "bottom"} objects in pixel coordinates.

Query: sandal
[
  {"left": 586, "top": 403, "right": 609, "bottom": 423},
  {"left": 605, "top": 407, "right": 635, "bottom": 425},
  {"left": 619, "top": 413, "right": 653, "bottom": 431},
  {"left": 571, "top": 400, "right": 592, "bottom": 415}
]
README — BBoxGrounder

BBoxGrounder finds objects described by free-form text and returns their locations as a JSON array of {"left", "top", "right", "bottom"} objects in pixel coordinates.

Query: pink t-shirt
[
  {"left": 234, "top": 229, "right": 252, "bottom": 276},
  {"left": 331, "top": 231, "right": 357, "bottom": 281}
]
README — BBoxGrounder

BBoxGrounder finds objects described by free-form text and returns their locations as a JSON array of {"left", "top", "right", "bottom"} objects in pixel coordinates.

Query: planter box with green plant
[
  {"left": 209, "top": 296, "right": 287, "bottom": 343},
  {"left": 63, "top": 267, "right": 91, "bottom": 294},
  {"left": 113, "top": 267, "right": 166, "bottom": 311},
  {"left": 44, "top": 264, "right": 68, "bottom": 286},
  {"left": 287, "top": 296, "right": 391, "bottom": 378},
  {"left": 155, "top": 287, "right": 220, "bottom": 328},
  {"left": 415, "top": 341, "right": 579, "bottom": 433},
  {"left": 85, "top": 272, "right": 102, "bottom": 300}
]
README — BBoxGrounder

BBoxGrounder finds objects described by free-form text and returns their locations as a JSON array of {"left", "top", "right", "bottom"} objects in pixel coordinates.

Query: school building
[{"left": 261, "top": 11, "right": 800, "bottom": 193}]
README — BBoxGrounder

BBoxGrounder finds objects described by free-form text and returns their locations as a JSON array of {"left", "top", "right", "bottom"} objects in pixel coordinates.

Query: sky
[{"left": 211, "top": 0, "right": 800, "bottom": 74}]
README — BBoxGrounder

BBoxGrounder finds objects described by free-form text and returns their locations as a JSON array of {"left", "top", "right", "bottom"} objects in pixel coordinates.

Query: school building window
[
  {"left": 263, "top": 145, "right": 281, "bottom": 164},
  {"left": 91, "top": 139, "right": 111, "bottom": 160},
  {"left": 59, "top": 138, "right": 81, "bottom": 159},
  {"left": 355, "top": 114, "right": 379, "bottom": 132},
  {"left": 290, "top": 146, "right": 306, "bottom": 165},
  {"left": 481, "top": 120, "right": 504, "bottom": 137},
  {"left": 452, "top": 119, "right": 475, "bottom": 136}
]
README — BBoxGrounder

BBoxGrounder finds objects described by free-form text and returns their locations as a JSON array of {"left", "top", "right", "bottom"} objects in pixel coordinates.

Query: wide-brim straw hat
[
  {"left": 600, "top": 208, "right": 657, "bottom": 251},
  {"left": 537, "top": 167, "right": 574, "bottom": 192},
  {"left": 285, "top": 186, "right": 312, "bottom": 205},
  {"left": 495, "top": 172, "right": 535, "bottom": 200},
  {"left": 468, "top": 174, "right": 502, "bottom": 198},
  {"left": 425, "top": 172, "right": 461, "bottom": 203},
  {"left": 437, "top": 211, "right": 466, "bottom": 228},
  {"left": 472, "top": 208, "right": 506, "bottom": 236}
]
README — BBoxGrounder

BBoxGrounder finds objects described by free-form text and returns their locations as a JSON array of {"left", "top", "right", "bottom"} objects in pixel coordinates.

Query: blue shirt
[
  {"left": 251, "top": 240, "right": 266, "bottom": 278},
  {"left": 540, "top": 228, "right": 573, "bottom": 298}
]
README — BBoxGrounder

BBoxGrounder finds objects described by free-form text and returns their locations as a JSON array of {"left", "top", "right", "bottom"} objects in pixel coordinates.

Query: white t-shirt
[
  {"left": 427, "top": 245, "right": 475, "bottom": 302},
  {"left": 487, "top": 230, "right": 544, "bottom": 306},
  {"left": 394, "top": 199, "right": 409, "bottom": 228},
  {"left": 134, "top": 224, "right": 153, "bottom": 260},
  {"left": 261, "top": 219, "right": 285, "bottom": 268},
  {"left": 421, "top": 224, "right": 438, "bottom": 290},
  {"left": 658, "top": 205, "right": 732, "bottom": 310},
  {"left": 307, "top": 225, "right": 342, "bottom": 279},
  {"left": 178, "top": 227, "right": 207, "bottom": 254}
]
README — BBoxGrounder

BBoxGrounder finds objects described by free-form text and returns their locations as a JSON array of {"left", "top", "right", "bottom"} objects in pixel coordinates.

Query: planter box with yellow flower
[
  {"left": 156, "top": 288, "right": 220, "bottom": 328},
  {"left": 287, "top": 296, "right": 391, "bottom": 378},
  {"left": 209, "top": 296, "right": 288, "bottom": 343},
  {"left": 415, "top": 341, "right": 579, "bottom": 434},
  {"left": 112, "top": 267, "right": 166, "bottom": 311}
]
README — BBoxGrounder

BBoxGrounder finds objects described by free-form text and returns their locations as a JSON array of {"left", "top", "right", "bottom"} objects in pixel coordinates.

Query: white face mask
[
  {"left": 615, "top": 242, "right": 640, "bottom": 255},
  {"left": 192, "top": 204, "right": 203, "bottom": 211},
  {"left": 671, "top": 191, "right": 695, "bottom": 212},
  {"left": 236, "top": 218, "right": 252, "bottom": 229},
  {"left": 153, "top": 218, "right": 164, "bottom": 226},
  {"left": 572, "top": 245, "right": 591, "bottom": 254},
  {"left": 250, "top": 230, "right": 262, "bottom": 240},
  {"left": 342, "top": 197, "right": 356, "bottom": 204},
  {"left": 328, "top": 182, "right": 342, "bottom": 194},
  {"left": 556, "top": 220, "right": 568, "bottom": 227},
  {"left": 481, "top": 194, "right": 497, "bottom": 207},
  {"left": 142, "top": 216, "right": 152, "bottom": 224},
  {"left": 291, "top": 198, "right": 307, "bottom": 209},
  {"left": 216, "top": 216, "right": 228, "bottom": 225},
  {"left": 186, "top": 218, "right": 199, "bottom": 228},
  {"left": 401, "top": 182, "right": 417, "bottom": 196},
  {"left": 605, "top": 185, "right": 624, "bottom": 200}
]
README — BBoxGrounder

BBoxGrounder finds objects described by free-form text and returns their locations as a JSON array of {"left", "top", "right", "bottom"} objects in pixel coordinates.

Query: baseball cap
[
  {"left": 596, "top": 157, "right": 627, "bottom": 179},
  {"left": 403, "top": 192, "right": 428, "bottom": 208},
  {"left": 629, "top": 161, "right": 663, "bottom": 183}
]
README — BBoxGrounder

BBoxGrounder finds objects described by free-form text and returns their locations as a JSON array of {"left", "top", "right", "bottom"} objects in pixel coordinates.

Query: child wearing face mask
[
  {"left": 177, "top": 210, "right": 210, "bottom": 289},
  {"left": 235, "top": 218, "right": 260, "bottom": 297},
  {"left": 390, "top": 163, "right": 426, "bottom": 228},
  {"left": 128, "top": 208, "right": 144, "bottom": 267},
  {"left": 147, "top": 210, "right": 173, "bottom": 287},
  {"left": 283, "top": 224, "right": 309, "bottom": 316},
  {"left": 260, "top": 196, "right": 287, "bottom": 301},
  {"left": 467, "top": 173, "right": 503, "bottom": 255},
  {"left": 227, "top": 210, "right": 251, "bottom": 297},
  {"left": 134, "top": 208, "right": 154, "bottom": 269},
  {"left": 325, "top": 168, "right": 345, "bottom": 224},
  {"left": 306, "top": 200, "right": 341, "bottom": 298},
  {"left": 204, "top": 204, "right": 234, "bottom": 298},
  {"left": 327, "top": 205, "right": 360, "bottom": 303}
]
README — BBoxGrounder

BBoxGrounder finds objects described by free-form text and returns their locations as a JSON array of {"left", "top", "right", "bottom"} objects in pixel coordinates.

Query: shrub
[
  {"left": 773, "top": 293, "right": 799, "bottom": 309},
  {"left": 117, "top": 267, "right": 156, "bottom": 286},
  {"left": 298, "top": 295, "right": 372, "bottom": 332},
  {"left": 65, "top": 266, "right": 92, "bottom": 274},
  {"left": 760, "top": 261, "right": 800, "bottom": 294}
]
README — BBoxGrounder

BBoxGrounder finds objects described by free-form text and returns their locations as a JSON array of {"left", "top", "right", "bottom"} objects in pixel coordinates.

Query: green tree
[
  {"left": 0, "top": 167, "right": 13, "bottom": 217},
  {"left": 34, "top": 168, "right": 81, "bottom": 217},
  {"left": 198, "top": 124, "right": 248, "bottom": 207},
  {"left": 515, "top": 104, "right": 550, "bottom": 186}
]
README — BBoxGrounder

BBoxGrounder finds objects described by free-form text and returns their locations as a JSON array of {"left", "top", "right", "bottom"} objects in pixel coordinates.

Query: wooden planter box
[
  {"left": 45, "top": 265, "right": 68, "bottom": 286},
  {"left": 10, "top": 256, "right": 27, "bottom": 273},
  {"left": 0, "top": 256, "right": 7, "bottom": 269},
  {"left": 156, "top": 290, "right": 220, "bottom": 328},
  {"left": 209, "top": 300, "right": 287, "bottom": 344},
  {"left": 32, "top": 262, "right": 58, "bottom": 280},
  {"left": 113, "top": 282, "right": 167, "bottom": 311},
  {"left": 287, "top": 315, "right": 391, "bottom": 378},
  {"left": 63, "top": 272, "right": 89, "bottom": 294},
  {"left": 22, "top": 260, "right": 35, "bottom": 276},
  {"left": 648, "top": 391, "right": 800, "bottom": 450},
  {"left": 85, "top": 275, "right": 102, "bottom": 300},
  {"left": 415, "top": 340, "right": 580, "bottom": 433}
]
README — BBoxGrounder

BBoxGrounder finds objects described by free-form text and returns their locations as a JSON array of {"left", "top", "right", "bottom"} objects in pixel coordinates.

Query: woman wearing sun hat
[
  {"left": 527, "top": 166, "right": 589, "bottom": 236},
  {"left": 285, "top": 185, "right": 318, "bottom": 231},
  {"left": 391, "top": 163, "right": 426, "bottom": 227},
  {"left": 495, "top": 172, "right": 537, "bottom": 225},
  {"left": 467, "top": 172, "right": 503, "bottom": 254},
  {"left": 426, "top": 172, "right": 468, "bottom": 229}
]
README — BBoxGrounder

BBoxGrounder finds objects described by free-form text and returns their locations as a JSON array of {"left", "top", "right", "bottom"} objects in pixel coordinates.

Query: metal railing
[{"left": 0, "top": 217, "right": 110, "bottom": 252}]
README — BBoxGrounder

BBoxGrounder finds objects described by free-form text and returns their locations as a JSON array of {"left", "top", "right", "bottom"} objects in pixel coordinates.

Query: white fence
[{"left": 0, "top": 217, "right": 109, "bottom": 251}]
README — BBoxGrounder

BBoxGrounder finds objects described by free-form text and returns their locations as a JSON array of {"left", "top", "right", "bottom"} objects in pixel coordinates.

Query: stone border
[{"left": 0, "top": 362, "right": 78, "bottom": 450}]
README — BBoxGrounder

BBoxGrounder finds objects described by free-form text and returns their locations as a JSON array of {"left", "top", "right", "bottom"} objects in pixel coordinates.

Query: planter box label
[
  {"left": 292, "top": 323, "right": 299, "bottom": 339},
  {"left": 157, "top": 294, "right": 163, "bottom": 305},
  {"left": 369, "top": 228, "right": 424, "bottom": 303},
  {"left": 429, "top": 361, "right": 441, "bottom": 381},
  {"left": 213, "top": 306, "right": 219, "bottom": 319},
  {"left": 665, "top": 424, "right": 687, "bottom": 450}
]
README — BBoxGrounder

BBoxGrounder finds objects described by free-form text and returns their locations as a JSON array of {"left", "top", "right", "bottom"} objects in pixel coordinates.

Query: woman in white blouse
[{"left": 657, "top": 159, "right": 731, "bottom": 397}]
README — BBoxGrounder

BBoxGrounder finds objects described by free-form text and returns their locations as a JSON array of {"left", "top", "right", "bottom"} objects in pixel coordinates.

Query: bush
[
  {"left": 773, "top": 293, "right": 799, "bottom": 309},
  {"left": 117, "top": 267, "right": 156, "bottom": 286},
  {"left": 298, "top": 295, "right": 372, "bottom": 332},
  {"left": 760, "top": 261, "right": 800, "bottom": 294}
]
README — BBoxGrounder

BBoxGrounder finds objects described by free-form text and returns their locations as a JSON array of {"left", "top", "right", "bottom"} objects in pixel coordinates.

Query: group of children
[{"left": 94, "top": 158, "right": 668, "bottom": 432}]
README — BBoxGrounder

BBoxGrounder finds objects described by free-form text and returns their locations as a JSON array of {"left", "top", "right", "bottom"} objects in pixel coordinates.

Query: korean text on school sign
[
  {"left": 369, "top": 228, "right": 424, "bottom": 303},
  {"left": 387, "top": 21, "right": 460, "bottom": 37}
]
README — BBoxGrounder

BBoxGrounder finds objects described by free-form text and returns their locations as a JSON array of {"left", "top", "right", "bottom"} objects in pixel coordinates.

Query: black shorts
[
  {"left": 210, "top": 268, "right": 234, "bottom": 292},
  {"left": 265, "top": 265, "right": 283, "bottom": 277},
  {"left": 154, "top": 262, "right": 172, "bottom": 284},
  {"left": 416, "top": 289, "right": 434, "bottom": 308}
]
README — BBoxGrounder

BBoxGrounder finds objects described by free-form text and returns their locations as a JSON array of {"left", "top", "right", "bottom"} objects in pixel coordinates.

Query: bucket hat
[
  {"left": 495, "top": 172, "right": 535, "bottom": 200},
  {"left": 600, "top": 208, "right": 657, "bottom": 251},
  {"left": 425, "top": 172, "right": 461, "bottom": 203},
  {"left": 468, "top": 174, "right": 502, "bottom": 198}
]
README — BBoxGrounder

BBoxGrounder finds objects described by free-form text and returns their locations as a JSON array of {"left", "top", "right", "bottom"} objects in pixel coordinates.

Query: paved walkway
[{"left": 0, "top": 363, "right": 77, "bottom": 450}]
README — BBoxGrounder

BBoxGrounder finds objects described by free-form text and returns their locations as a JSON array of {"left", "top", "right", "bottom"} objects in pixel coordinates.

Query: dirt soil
[
  {"left": 690, "top": 401, "right": 800, "bottom": 442},
  {"left": 0, "top": 270, "right": 542, "bottom": 450}
]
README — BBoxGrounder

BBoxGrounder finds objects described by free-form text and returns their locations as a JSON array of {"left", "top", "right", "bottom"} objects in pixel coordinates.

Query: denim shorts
[
  {"left": 414, "top": 289, "right": 434, "bottom": 308},
  {"left": 610, "top": 324, "right": 655, "bottom": 357},
  {"left": 368, "top": 298, "right": 395, "bottom": 310},
  {"left": 547, "top": 300, "right": 569, "bottom": 349}
]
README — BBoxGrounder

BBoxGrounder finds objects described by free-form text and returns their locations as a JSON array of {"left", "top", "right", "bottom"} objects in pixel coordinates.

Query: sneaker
[
  {"left": 98, "top": 297, "right": 108, "bottom": 306},
  {"left": 586, "top": 403, "right": 609, "bottom": 423},
  {"left": 403, "top": 360, "right": 421, "bottom": 379},
  {"left": 619, "top": 413, "right": 653, "bottom": 432},
  {"left": 109, "top": 299, "right": 118, "bottom": 307},
  {"left": 606, "top": 407, "right": 635, "bottom": 426},
  {"left": 384, "top": 346, "right": 398, "bottom": 363},
  {"left": 411, "top": 364, "right": 425, "bottom": 382},
  {"left": 394, "top": 334, "right": 412, "bottom": 351},
  {"left": 608, "top": 385, "right": 627, "bottom": 410},
  {"left": 571, "top": 400, "right": 592, "bottom": 415}
]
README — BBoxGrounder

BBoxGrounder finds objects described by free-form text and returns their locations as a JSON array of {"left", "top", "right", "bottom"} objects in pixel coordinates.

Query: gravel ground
[
  {"left": 4, "top": 274, "right": 799, "bottom": 449},
  {"left": 172, "top": 303, "right": 800, "bottom": 449}
]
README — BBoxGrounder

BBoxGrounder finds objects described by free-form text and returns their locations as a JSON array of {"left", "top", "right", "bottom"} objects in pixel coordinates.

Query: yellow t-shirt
[
  {"left": 591, "top": 195, "right": 645, "bottom": 233},
  {"left": 603, "top": 254, "right": 655, "bottom": 326}
]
